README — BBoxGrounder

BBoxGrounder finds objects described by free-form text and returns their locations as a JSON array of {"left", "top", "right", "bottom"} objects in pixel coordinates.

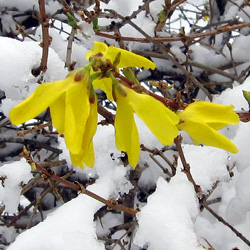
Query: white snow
[
  {"left": 0, "top": 159, "right": 32, "bottom": 214},
  {"left": 134, "top": 177, "right": 202, "bottom": 250},
  {"left": 1, "top": 1, "right": 250, "bottom": 249}
]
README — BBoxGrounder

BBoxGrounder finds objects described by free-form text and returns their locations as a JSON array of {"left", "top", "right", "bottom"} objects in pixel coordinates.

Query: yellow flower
[
  {"left": 9, "top": 67, "right": 97, "bottom": 168},
  {"left": 177, "top": 101, "right": 239, "bottom": 153},
  {"left": 86, "top": 41, "right": 156, "bottom": 69},
  {"left": 86, "top": 41, "right": 156, "bottom": 101},
  {"left": 114, "top": 85, "right": 179, "bottom": 168}
]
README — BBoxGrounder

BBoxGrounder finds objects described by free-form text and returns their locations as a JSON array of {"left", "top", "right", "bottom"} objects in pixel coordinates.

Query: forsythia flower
[
  {"left": 177, "top": 101, "right": 239, "bottom": 153},
  {"left": 86, "top": 41, "right": 156, "bottom": 100},
  {"left": 9, "top": 42, "right": 160, "bottom": 168},
  {"left": 9, "top": 66, "right": 97, "bottom": 168},
  {"left": 86, "top": 42, "right": 179, "bottom": 167},
  {"left": 114, "top": 84, "right": 179, "bottom": 167},
  {"left": 86, "top": 41, "right": 156, "bottom": 69}
]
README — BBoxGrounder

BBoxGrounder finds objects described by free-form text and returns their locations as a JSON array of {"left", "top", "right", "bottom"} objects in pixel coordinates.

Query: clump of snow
[
  {"left": 231, "top": 122, "right": 250, "bottom": 171},
  {"left": 0, "top": 159, "right": 32, "bottom": 214},
  {"left": 177, "top": 145, "right": 230, "bottom": 192},
  {"left": 214, "top": 76, "right": 250, "bottom": 111},
  {"left": 224, "top": 35, "right": 250, "bottom": 63},
  {"left": 226, "top": 165, "right": 250, "bottom": 225},
  {"left": 134, "top": 177, "right": 202, "bottom": 250},
  {"left": 0, "top": 37, "right": 67, "bottom": 101}
]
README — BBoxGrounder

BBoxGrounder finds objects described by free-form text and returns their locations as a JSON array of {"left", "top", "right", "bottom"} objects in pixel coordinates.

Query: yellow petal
[
  {"left": 50, "top": 93, "right": 66, "bottom": 134},
  {"left": 115, "top": 89, "right": 140, "bottom": 168},
  {"left": 125, "top": 87, "right": 179, "bottom": 145},
  {"left": 92, "top": 77, "right": 114, "bottom": 101},
  {"left": 107, "top": 46, "right": 156, "bottom": 69},
  {"left": 9, "top": 80, "right": 71, "bottom": 125},
  {"left": 178, "top": 101, "right": 239, "bottom": 126},
  {"left": 64, "top": 82, "right": 90, "bottom": 154},
  {"left": 82, "top": 141, "right": 95, "bottom": 167},
  {"left": 178, "top": 120, "right": 238, "bottom": 153},
  {"left": 81, "top": 100, "right": 98, "bottom": 167},
  {"left": 70, "top": 100, "right": 97, "bottom": 168},
  {"left": 86, "top": 41, "right": 156, "bottom": 69},
  {"left": 70, "top": 151, "right": 84, "bottom": 169},
  {"left": 86, "top": 41, "right": 108, "bottom": 60}
]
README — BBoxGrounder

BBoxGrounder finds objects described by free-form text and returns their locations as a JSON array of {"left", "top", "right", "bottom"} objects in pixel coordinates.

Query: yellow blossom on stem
[
  {"left": 177, "top": 101, "right": 239, "bottom": 153},
  {"left": 86, "top": 41, "right": 156, "bottom": 69},
  {"left": 9, "top": 64, "right": 97, "bottom": 168},
  {"left": 113, "top": 82, "right": 179, "bottom": 168},
  {"left": 87, "top": 41, "right": 156, "bottom": 101}
]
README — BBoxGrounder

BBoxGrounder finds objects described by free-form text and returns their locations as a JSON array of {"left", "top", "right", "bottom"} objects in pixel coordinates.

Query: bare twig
[
  {"left": 0, "top": 137, "right": 62, "bottom": 154},
  {"left": 65, "top": 27, "right": 75, "bottom": 70},
  {"left": 33, "top": 161, "right": 138, "bottom": 216},
  {"left": 105, "top": 9, "right": 213, "bottom": 100},
  {"left": 96, "top": 21, "right": 250, "bottom": 43},
  {"left": 32, "top": 0, "right": 51, "bottom": 76},
  {"left": 175, "top": 136, "right": 203, "bottom": 195},
  {"left": 133, "top": 50, "right": 245, "bottom": 84},
  {"left": 204, "top": 203, "right": 250, "bottom": 247}
]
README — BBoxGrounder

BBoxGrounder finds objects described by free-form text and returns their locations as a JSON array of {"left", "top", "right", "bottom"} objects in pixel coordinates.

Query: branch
[
  {"left": 133, "top": 50, "right": 245, "bottom": 84},
  {"left": 175, "top": 136, "right": 203, "bottom": 195},
  {"left": 33, "top": 161, "right": 138, "bottom": 216},
  {"left": 65, "top": 27, "right": 75, "bottom": 70},
  {"left": 105, "top": 9, "right": 213, "bottom": 100},
  {"left": 32, "top": 0, "right": 51, "bottom": 76},
  {"left": 96, "top": 21, "right": 250, "bottom": 43},
  {"left": 204, "top": 203, "right": 250, "bottom": 247},
  {"left": 0, "top": 137, "right": 62, "bottom": 154}
]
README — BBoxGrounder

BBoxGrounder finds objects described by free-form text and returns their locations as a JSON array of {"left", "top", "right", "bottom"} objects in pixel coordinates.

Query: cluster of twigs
[{"left": 1, "top": 0, "right": 250, "bottom": 249}]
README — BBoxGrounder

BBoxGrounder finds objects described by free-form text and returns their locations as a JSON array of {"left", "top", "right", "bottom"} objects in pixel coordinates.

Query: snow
[
  {"left": 1, "top": 1, "right": 250, "bottom": 249},
  {"left": 134, "top": 177, "right": 202, "bottom": 250},
  {"left": 0, "top": 37, "right": 67, "bottom": 101},
  {"left": 177, "top": 145, "right": 230, "bottom": 193},
  {"left": 8, "top": 167, "right": 130, "bottom": 250},
  {"left": 0, "top": 159, "right": 32, "bottom": 214}
]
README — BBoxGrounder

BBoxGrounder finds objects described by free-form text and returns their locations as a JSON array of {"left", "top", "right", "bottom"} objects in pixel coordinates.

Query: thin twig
[
  {"left": 204, "top": 203, "right": 250, "bottom": 247},
  {"left": 149, "top": 154, "right": 173, "bottom": 177},
  {"left": 0, "top": 137, "right": 62, "bottom": 154},
  {"left": 65, "top": 27, "right": 75, "bottom": 70},
  {"left": 32, "top": 0, "right": 51, "bottom": 76},
  {"left": 33, "top": 162, "right": 138, "bottom": 216},
  {"left": 96, "top": 21, "right": 250, "bottom": 43},
  {"left": 105, "top": 9, "right": 212, "bottom": 100},
  {"left": 174, "top": 135, "right": 202, "bottom": 195},
  {"left": 133, "top": 50, "right": 245, "bottom": 84}
]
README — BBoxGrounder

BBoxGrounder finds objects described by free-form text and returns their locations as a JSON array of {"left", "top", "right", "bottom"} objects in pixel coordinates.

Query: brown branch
[
  {"left": 105, "top": 10, "right": 213, "bottom": 101},
  {"left": 133, "top": 50, "right": 245, "bottom": 84},
  {"left": 97, "top": 104, "right": 115, "bottom": 125},
  {"left": 32, "top": 0, "right": 51, "bottom": 76},
  {"left": 0, "top": 137, "right": 62, "bottom": 154},
  {"left": 96, "top": 21, "right": 250, "bottom": 43},
  {"left": 65, "top": 27, "right": 75, "bottom": 70},
  {"left": 149, "top": 154, "right": 173, "bottom": 177},
  {"left": 34, "top": 162, "right": 138, "bottom": 216},
  {"left": 175, "top": 136, "right": 203, "bottom": 195},
  {"left": 204, "top": 203, "right": 250, "bottom": 247}
]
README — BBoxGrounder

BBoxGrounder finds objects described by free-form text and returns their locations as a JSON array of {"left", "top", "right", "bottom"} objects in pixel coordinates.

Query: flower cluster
[{"left": 10, "top": 42, "right": 239, "bottom": 169}]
